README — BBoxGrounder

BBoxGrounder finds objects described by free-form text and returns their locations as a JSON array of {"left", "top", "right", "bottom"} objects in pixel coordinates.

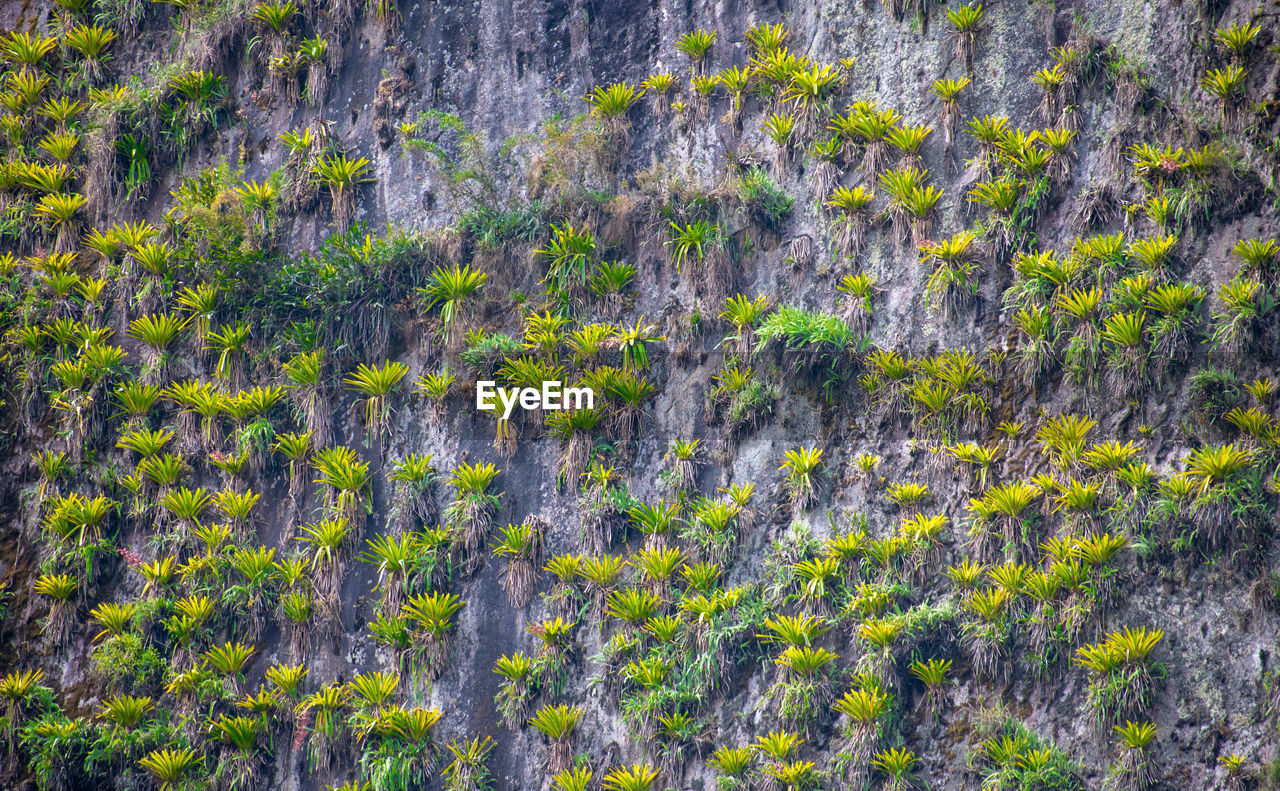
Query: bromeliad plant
[
  {"left": 313, "top": 445, "right": 371, "bottom": 527},
  {"left": 961, "top": 587, "right": 1012, "bottom": 682},
  {"left": 545, "top": 406, "right": 605, "bottom": 489},
  {"left": 361, "top": 532, "right": 425, "bottom": 617},
  {"left": 445, "top": 462, "right": 502, "bottom": 573},
  {"left": 585, "top": 83, "right": 644, "bottom": 137},
  {"left": 209, "top": 714, "right": 262, "bottom": 789},
  {"left": 825, "top": 185, "right": 875, "bottom": 261},
  {"left": 675, "top": 30, "right": 717, "bottom": 75},
  {"left": 1099, "top": 311, "right": 1148, "bottom": 398},
  {"left": 947, "top": 3, "right": 985, "bottom": 71},
  {"left": 126, "top": 313, "right": 188, "bottom": 383},
  {"left": 206, "top": 322, "right": 251, "bottom": 388},
  {"left": 779, "top": 447, "right": 824, "bottom": 511},
  {"left": 403, "top": 591, "right": 464, "bottom": 681},
  {"left": 358, "top": 705, "right": 444, "bottom": 790},
  {"left": 1209, "top": 275, "right": 1274, "bottom": 357},
  {"left": 32, "top": 193, "right": 87, "bottom": 253},
  {"left": 931, "top": 77, "right": 970, "bottom": 154},
  {"left": 784, "top": 63, "right": 842, "bottom": 137},
  {"left": 601, "top": 762, "right": 659, "bottom": 791},
  {"left": 880, "top": 165, "right": 942, "bottom": 247},
  {"left": 708, "top": 746, "right": 753, "bottom": 790},
  {"left": 918, "top": 231, "right": 982, "bottom": 319},
  {"left": 718, "top": 294, "right": 770, "bottom": 358},
  {"left": 344, "top": 360, "right": 409, "bottom": 446},
  {"left": 1, "top": 670, "right": 49, "bottom": 751},
  {"left": 1110, "top": 721, "right": 1158, "bottom": 791},
  {"left": 139, "top": 747, "right": 202, "bottom": 791},
  {"left": 312, "top": 154, "right": 372, "bottom": 229},
  {"left": 528, "top": 704, "right": 584, "bottom": 774},
  {"left": 298, "top": 517, "right": 353, "bottom": 606},
  {"left": 768, "top": 645, "right": 840, "bottom": 730},
  {"left": 1181, "top": 443, "right": 1263, "bottom": 550},
  {"left": 1214, "top": 22, "right": 1261, "bottom": 63},
  {"left": 872, "top": 746, "right": 919, "bottom": 791},
  {"left": 1074, "top": 626, "right": 1165, "bottom": 729},
  {"left": 415, "top": 369, "right": 456, "bottom": 423},
  {"left": 493, "top": 653, "right": 540, "bottom": 728},
  {"left": 661, "top": 439, "right": 703, "bottom": 495},
  {"left": 536, "top": 223, "right": 597, "bottom": 302},
  {"left": 831, "top": 682, "right": 891, "bottom": 784},
  {"left": 283, "top": 350, "right": 331, "bottom": 447},
  {"left": 420, "top": 264, "right": 488, "bottom": 346},
  {"left": 297, "top": 683, "right": 349, "bottom": 776},
  {"left": 909, "top": 658, "right": 952, "bottom": 716},
  {"left": 388, "top": 453, "right": 437, "bottom": 534},
  {"left": 273, "top": 432, "right": 312, "bottom": 526},
  {"left": 492, "top": 519, "right": 542, "bottom": 608},
  {"left": 1200, "top": 64, "right": 1246, "bottom": 126}
]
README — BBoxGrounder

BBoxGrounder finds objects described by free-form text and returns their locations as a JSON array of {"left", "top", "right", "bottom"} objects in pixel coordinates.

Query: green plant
[
  {"left": 1074, "top": 626, "right": 1164, "bottom": 728},
  {"left": 88, "top": 602, "right": 135, "bottom": 642},
  {"left": 1200, "top": 65, "right": 1246, "bottom": 124},
  {"left": 173, "top": 282, "right": 219, "bottom": 346},
  {"left": 947, "top": 3, "right": 985, "bottom": 70},
  {"left": 528, "top": 704, "right": 583, "bottom": 773},
  {"left": 490, "top": 520, "right": 541, "bottom": 608},
  {"left": 251, "top": 0, "right": 297, "bottom": 33},
  {"left": 585, "top": 83, "right": 643, "bottom": 133},
  {"left": 31, "top": 193, "right": 87, "bottom": 252},
  {"left": 1111, "top": 721, "right": 1158, "bottom": 790},
  {"left": 1, "top": 31, "right": 56, "bottom": 72},
  {"left": 826, "top": 184, "right": 875, "bottom": 260},
  {"left": 779, "top": 447, "right": 824, "bottom": 510},
  {"left": 762, "top": 112, "right": 797, "bottom": 165},
  {"left": 675, "top": 30, "right": 717, "bottom": 73},
  {"left": 551, "top": 766, "right": 593, "bottom": 791},
  {"left": 909, "top": 658, "right": 952, "bottom": 713},
  {"left": 205, "top": 642, "right": 255, "bottom": 684},
  {"left": 139, "top": 747, "right": 202, "bottom": 791},
  {"left": 615, "top": 319, "right": 663, "bottom": 372},
  {"left": 493, "top": 652, "right": 539, "bottom": 728},
  {"left": 403, "top": 591, "right": 464, "bottom": 678},
  {"left": 666, "top": 220, "right": 723, "bottom": 274},
  {"left": 918, "top": 231, "right": 981, "bottom": 317},
  {"left": 783, "top": 64, "right": 841, "bottom": 135},
  {"left": 1231, "top": 237, "right": 1278, "bottom": 280},
  {"left": 312, "top": 155, "right": 372, "bottom": 229},
  {"left": 344, "top": 360, "right": 408, "bottom": 444},
  {"left": 442, "top": 735, "right": 493, "bottom": 791},
  {"left": 757, "top": 306, "right": 855, "bottom": 393},
  {"left": 536, "top": 223, "right": 596, "bottom": 297},
  {"left": 601, "top": 763, "right": 659, "bottom": 791},
  {"left": 871, "top": 747, "right": 918, "bottom": 791},
  {"left": 298, "top": 517, "right": 353, "bottom": 602},
  {"left": 714, "top": 65, "right": 751, "bottom": 122},
  {"left": 420, "top": 264, "right": 488, "bottom": 344},
  {"left": 210, "top": 713, "right": 262, "bottom": 789},
  {"left": 445, "top": 461, "right": 501, "bottom": 566},
  {"left": 735, "top": 167, "right": 794, "bottom": 234},
  {"left": 205, "top": 322, "right": 251, "bottom": 385},
  {"left": 1210, "top": 275, "right": 1274, "bottom": 355},
  {"left": 1214, "top": 22, "right": 1261, "bottom": 61},
  {"left": 880, "top": 165, "right": 941, "bottom": 245}
]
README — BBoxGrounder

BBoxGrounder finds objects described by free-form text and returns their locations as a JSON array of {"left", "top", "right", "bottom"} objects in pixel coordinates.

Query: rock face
[{"left": 0, "top": 0, "right": 1278, "bottom": 790}]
